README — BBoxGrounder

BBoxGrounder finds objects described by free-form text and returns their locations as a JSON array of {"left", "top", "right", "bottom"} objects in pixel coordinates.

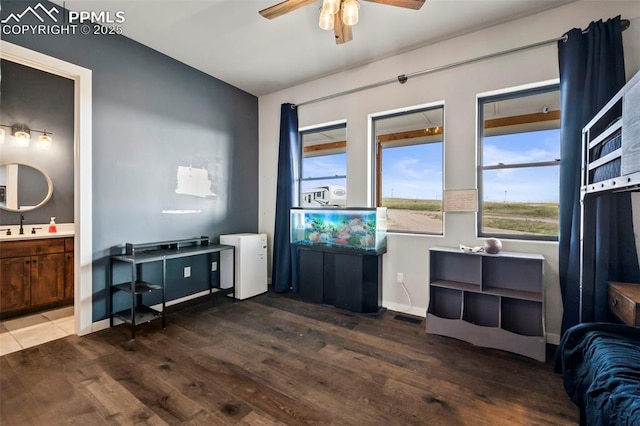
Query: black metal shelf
[
  {"left": 113, "top": 305, "right": 162, "bottom": 325},
  {"left": 113, "top": 281, "right": 162, "bottom": 294},
  {"left": 110, "top": 236, "right": 236, "bottom": 339}
]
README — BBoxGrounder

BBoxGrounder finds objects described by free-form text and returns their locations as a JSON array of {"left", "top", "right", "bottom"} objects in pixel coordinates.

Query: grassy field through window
[{"left": 381, "top": 197, "right": 558, "bottom": 236}]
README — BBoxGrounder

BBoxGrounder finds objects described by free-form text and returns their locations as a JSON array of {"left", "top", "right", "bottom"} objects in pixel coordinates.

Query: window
[
  {"left": 372, "top": 105, "right": 444, "bottom": 234},
  {"left": 299, "top": 123, "right": 347, "bottom": 207},
  {"left": 478, "top": 84, "right": 560, "bottom": 240}
]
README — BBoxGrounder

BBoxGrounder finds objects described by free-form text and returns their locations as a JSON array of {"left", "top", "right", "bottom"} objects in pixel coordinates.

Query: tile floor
[{"left": 0, "top": 306, "right": 74, "bottom": 356}]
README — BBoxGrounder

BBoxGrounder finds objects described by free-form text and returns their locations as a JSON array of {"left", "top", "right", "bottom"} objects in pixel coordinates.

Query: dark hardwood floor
[{"left": 0, "top": 292, "right": 578, "bottom": 425}]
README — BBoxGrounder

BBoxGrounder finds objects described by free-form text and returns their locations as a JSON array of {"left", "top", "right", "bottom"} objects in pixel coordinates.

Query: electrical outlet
[
  {"left": 396, "top": 272, "right": 404, "bottom": 284},
  {"left": 184, "top": 266, "right": 191, "bottom": 278},
  {"left": 211, "top": 261, "right": 217, "bottom": 272}
]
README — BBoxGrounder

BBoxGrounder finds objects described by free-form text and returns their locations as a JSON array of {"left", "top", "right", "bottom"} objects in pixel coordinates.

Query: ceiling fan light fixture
[
  {"left": 319, "top": 6, "right": 334, "bottom": 30},
  {"left": 342, "top": 0, "right": 359, "bottom": 26},
  {"left": 322, "top": 0, "right": 340, "bottom": 15}
]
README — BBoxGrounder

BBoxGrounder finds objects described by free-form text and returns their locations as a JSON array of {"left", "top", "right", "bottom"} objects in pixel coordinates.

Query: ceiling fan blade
[
  {"left": 259, "top": 0, "right": 318, "bottom": 19},
  {"left": 334, "top": 9, "right": 353, "bottom": 45},
  {"left": 362, "top": 0, "right": 425, "bottom": 10}
]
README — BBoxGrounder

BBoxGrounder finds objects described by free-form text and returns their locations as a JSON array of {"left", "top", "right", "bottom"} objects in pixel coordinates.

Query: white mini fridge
[{"left": 220, "top": 233, "right": 268, "bottom": 300}]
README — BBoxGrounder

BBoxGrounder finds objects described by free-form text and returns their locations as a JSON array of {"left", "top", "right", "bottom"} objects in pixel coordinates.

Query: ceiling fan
[{"left": 259, "top": 0, "right": 425, "bottom": 45}]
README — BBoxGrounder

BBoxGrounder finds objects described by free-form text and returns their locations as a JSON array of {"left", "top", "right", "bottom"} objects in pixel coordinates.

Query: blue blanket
[{"left": 555, "top": 323, "right": 640, "bottom": 425}]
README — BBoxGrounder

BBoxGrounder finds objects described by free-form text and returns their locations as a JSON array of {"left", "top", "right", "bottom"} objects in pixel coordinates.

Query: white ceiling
[{"left": 52, "top": 0, "right": 575, "bottom": 96}]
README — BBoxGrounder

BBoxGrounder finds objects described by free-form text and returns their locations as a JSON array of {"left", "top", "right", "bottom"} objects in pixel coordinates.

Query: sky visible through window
[
  {"left": 483, "top": 128, "right": 559, "bottom": 203},
  {"left": 301, "top": 128, "right": 559, "bottom": 204},
  {"left": 381, "top": 143, "right": 443, "bottom": 200},
  {"left": 301, "top": 153, "right": 346, "bottom": 192}
]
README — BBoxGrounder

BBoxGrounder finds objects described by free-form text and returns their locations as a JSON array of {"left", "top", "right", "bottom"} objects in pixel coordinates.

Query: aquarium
[{"left": 290, "top": 207, "right": 387, "bottom": 253}]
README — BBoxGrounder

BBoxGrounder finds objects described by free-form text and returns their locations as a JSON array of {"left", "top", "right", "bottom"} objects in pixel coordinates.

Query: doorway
[{"left": 0, "top": 41, "right": 93, "bottom": 337}]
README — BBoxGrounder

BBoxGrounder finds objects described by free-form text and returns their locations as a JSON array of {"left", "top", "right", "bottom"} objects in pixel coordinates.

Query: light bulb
[
  {"left": 323, "top": 0, "right": 340, "bottom": 15},
  {"left": 15, "top": 130, "right": 30, "bottom": 147},
  {"left": 38, "top": 132, "right": 52, "bottom": 149},
  {"left": 342, "top": 0, "right": 359, "bottom": 26},
  {"left": 319, "top": 6, "right": 334, "bottom": 31}
]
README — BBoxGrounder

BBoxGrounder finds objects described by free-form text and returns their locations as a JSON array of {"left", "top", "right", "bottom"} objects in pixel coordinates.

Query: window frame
[
  {"left": 298, "top": 122, "right": 347, "bottom": 207},
  {"left": 371, "top": 103, "right": 445, "bottom": 235},
  {"left": 477, "top": 82, "right": 560, "bottom": 242}
]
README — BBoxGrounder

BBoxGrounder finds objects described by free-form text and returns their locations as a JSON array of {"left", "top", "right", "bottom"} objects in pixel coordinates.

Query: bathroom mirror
[{"left": 0, "top": 162, "right": 53, "bottom": 212}]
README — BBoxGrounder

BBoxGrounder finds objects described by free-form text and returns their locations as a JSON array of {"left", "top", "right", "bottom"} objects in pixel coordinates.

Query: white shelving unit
[{"left": 426, "top": 246, "right": 546, "bottom": 362}]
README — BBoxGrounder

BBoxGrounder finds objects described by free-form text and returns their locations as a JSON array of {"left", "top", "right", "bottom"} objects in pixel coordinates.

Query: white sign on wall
[
  {"left": 443, "top": 189, "right": 477, "bottom": 212},
  {"left": 175, "top": 166, "right": 216, "bottom": 198}
]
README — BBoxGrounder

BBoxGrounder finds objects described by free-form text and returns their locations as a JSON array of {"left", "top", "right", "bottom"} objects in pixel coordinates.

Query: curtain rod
[{"left": 295, "top": 19, "right": 630, "bottom": 108}]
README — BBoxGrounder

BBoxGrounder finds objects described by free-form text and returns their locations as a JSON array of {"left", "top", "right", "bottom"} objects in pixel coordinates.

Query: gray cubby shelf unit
[
  {"left": 110, "top": 236, "right": 235, "bottom": 339},
  {"left": 427, "top": 246, "right": 545, "bottom": 362}
]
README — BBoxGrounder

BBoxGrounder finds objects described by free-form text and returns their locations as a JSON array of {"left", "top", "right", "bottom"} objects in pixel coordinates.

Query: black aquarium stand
[{"left": 294, "top": 244, "right": 385, "bottom": 314}]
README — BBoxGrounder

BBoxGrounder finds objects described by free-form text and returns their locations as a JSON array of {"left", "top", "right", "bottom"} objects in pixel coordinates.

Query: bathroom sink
[{"left": 0, "top": 223, "right": 75, "bottom": 241}]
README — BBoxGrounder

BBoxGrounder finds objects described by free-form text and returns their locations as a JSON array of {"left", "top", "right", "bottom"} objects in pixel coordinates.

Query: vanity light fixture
[
  {"left": 38, "top": 131, "right": 52, "bottom": 149},
  {"left": 0, "top": 124, "right": 53, "bottom": 148},
  {"left": 13, "top": 126, "right": 30, "bottom": 147}
]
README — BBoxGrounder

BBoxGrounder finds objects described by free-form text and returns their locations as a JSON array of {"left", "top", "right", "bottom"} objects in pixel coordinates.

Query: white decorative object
[{"left": 459, "top": 244, "right": 483, "bottom": 254}]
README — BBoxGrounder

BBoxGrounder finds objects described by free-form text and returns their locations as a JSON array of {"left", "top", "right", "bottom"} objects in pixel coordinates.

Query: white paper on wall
[
  {"left": 161, "top": 209, "right": 202, "bottom": 214},
  {"left": 175, "top": 166, "right": 216, "bottom": 198}
]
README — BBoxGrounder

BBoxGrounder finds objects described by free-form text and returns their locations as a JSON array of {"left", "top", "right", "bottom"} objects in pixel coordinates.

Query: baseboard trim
[
  {"left": 382, "top": 301, "right": 425, "bottom": 318},
  {"left": 164, "top": 290, "right": 212, "bottom": 308},
  {"left": 91, "top": 319, "right": 111, "bottom": 333}
]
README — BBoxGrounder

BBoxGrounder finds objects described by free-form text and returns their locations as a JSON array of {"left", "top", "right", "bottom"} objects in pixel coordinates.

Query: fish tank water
[{"left": 290, "top": 207, "right": 387, "bottom": 253}]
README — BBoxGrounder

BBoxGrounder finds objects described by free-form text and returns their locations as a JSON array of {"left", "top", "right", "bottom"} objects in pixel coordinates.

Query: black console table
[
  {"left": 110, "top": 236, "right": 235, "bottom": 339},
  {"left": 295, "top": 244, "right": 385, "bottom": 314}
]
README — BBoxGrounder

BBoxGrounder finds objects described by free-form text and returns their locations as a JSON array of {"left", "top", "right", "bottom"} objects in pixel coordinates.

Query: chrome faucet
[{"left": 19, "top": 214, "right": 25, "bottom": 235}]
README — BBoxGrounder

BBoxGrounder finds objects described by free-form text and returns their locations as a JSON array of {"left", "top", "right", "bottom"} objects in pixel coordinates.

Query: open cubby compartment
[
  {"left": 482, "top": 256, "right": 542, "bottom": 299},
  {"left": 462, "top": 292, "right": 499, "bottom": 327},
  {"left": 431, "top": 250, "right": 482, "bottom": 287},
  {"left": 428, "top": 286, "right": 462, "bottom": 320},
  {"left": 501, "top": 297, "right": 543, "bottom": 336}
]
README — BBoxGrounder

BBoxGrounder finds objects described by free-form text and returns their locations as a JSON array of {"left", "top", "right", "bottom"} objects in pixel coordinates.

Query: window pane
[
  {"left": 481, "top": 165, "right": 559, "bottom": 236},
  {"left": 301, "top": 178, "right": 347, "bottom": 207},
  {"left": 479, "top": 84, "right": 560, "bottom": 240},
  {"left": 302, "top": 153, "right": 346, "bottom": 179},
  {"left": 374, "top": 106, "right": 443, "bottom": 234},
  {"left": 300, "top": 124, "right": 347, "bottom": 207},
  {"left": 483, "top": 129, "right": 560, "bottom": 166}
]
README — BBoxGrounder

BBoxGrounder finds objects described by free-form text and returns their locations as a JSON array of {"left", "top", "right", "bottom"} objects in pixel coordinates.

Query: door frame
[{"left": 1, "top": 41, "right": 93, "bottom": 335}]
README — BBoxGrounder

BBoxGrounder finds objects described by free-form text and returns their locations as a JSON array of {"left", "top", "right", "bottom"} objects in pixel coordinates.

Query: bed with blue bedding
[
  {"left": 555, "top": 322, "right": 640, "bottom": 425},
  {"left": 591, "top": 132, "right": 621, "bottom": 183}
]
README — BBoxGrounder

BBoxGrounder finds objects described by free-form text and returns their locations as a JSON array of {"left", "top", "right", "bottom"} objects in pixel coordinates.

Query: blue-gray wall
[
  {"left": 2, "top": 1, "right": 259, "bottom": 320},
  {"left": 0, "top": 59, "right": 75, "bottom": 224}
]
